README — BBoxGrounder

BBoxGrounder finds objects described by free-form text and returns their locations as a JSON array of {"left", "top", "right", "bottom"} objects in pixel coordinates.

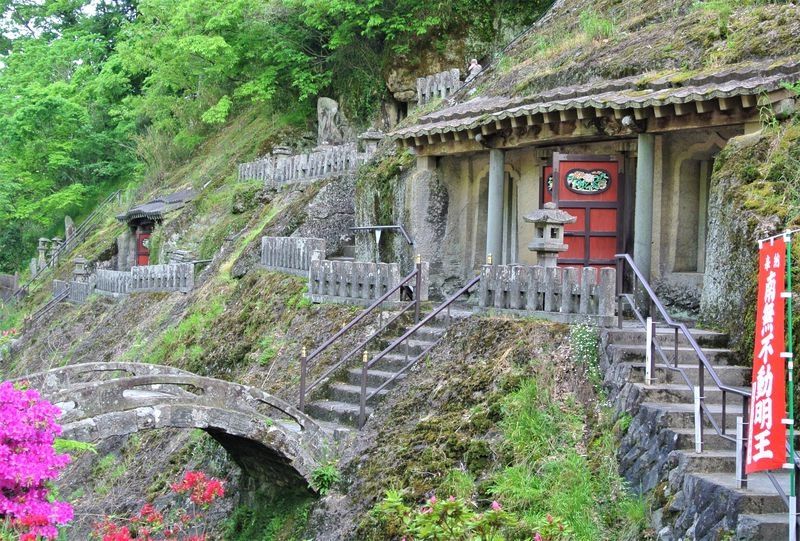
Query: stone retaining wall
[
  {"left": 239, "top": 144, "right": 370, "bottom": 186},
  {"left": 478, "top": 265, "right": 616, "bottom": 325},
  {"left": 309, "top": 260, "right": 402, "bottom": 304},
  {"left": 416, "top": 69, "right": 461, "bottom": 105},
  {"left": 261, "top": 237, "right": 325, "bottom": 277}
]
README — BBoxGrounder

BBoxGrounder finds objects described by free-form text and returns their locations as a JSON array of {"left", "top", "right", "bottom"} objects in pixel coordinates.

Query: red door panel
[
  {"left": 136, "top": 233, "right": 151, "bottom": 266},
  {"left": 553, "top": 153, "right": 623, "bottom": 267}
]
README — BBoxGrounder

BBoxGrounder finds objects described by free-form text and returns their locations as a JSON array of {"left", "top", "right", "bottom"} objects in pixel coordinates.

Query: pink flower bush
[{"left": 0, "top": 381, "right": 72, "bottom": 539}]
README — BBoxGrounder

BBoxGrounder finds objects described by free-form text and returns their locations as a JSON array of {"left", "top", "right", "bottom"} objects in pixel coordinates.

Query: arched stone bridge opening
[{"left": 15, "top": 363, "right": 333, "bottom": 492}]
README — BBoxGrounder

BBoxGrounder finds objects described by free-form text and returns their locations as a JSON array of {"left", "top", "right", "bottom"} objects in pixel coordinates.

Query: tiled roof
[
  {"left": 392, "top": 59, "right": 800, "bottom": 142},
  {"left": 117, "top": 189, "right": 196, "bottom": 223}
]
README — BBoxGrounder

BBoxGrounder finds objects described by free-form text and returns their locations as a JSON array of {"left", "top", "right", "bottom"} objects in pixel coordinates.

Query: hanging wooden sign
[{"left": 746, "top": 237, "right": 788, "bottom": 474}]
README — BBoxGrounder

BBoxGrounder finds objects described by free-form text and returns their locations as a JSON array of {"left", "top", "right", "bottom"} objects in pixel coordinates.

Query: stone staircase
[
  {"left": 306, "top": 309, "right": 471, "bottom": 427},
  {"left": 604, "top": 326, "right": 793, "bottom": 540}
]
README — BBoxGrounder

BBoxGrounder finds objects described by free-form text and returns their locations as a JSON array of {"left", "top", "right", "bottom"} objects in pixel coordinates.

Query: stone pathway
[{"left": 604, "top": 326, "right": 792, "bottom": 540}]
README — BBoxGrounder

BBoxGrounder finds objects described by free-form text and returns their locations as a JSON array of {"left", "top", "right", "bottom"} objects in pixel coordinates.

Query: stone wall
[
  {"left": 238, "top": 144, "right": 370, "bottom": 186},
  {"left": 308, "top": 260, "right": 402, "bottom": 305},
  {"left": 261, "top": 237, "right": 326, "bottom": 277},
  {"left": 479, "top": 264, "right": 616, "bottom": 325},
  {"left": 416, "top": 69, "right": 461, "bottom": 105}
]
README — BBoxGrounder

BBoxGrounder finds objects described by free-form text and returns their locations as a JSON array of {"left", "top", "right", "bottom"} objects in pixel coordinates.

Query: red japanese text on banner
[{"left": 746, "top": 237, "right": 787, "bottom": 474}]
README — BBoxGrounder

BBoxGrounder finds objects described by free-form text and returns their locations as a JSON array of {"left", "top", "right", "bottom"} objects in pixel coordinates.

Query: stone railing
[
  {"left": 69, "top": 280, "right": 96, "bottom": 305},
  {"left": 309, "top": 260, "right": 403, "bottom": 305},
  {"left": 239, "top": 143, "right": 370, "bottom": 186},
  {"left": 261, "top": 237, "right": 325, "bottom": 277},
  {"left": 53, "top": 280, "right": 69, "bottom": 298},
  {"left": 96, "top": 269, "right": 131, "bottom": 296},
  {"left": 416, "top": 69, "right": 461, "bottom": 105},
  {"left": 479, "top": 265, "right": 616, "bottom": 325},
  {"left": 130, "top": 264, "right": 194, "bottom": 293}
]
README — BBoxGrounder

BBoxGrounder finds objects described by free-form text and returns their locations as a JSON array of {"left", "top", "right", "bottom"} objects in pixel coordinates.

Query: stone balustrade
[
  {"left": 309, "top": 260, "right": 402, "bottom": 305},
  {"left": 479, "top": 265, "right": 616, "bottom": 325},
  {"left": 69, "top": 280, "right": 96, "bottom": 304},
  {"left": 261, "top": 237, "right": 326, "bottom": 277},
  {"left": 239, "top": 143, "right": 370, "bottom": 186},
  {"left": 96, "top": 269, "right": 131, "bottom": 296},
  {"left": 416, "top": 69, "right": 461, "bottom": 105},
  {"left": 53, "top": 280, "right": 69, "bottom": 298},
  {"left": 131, "top": 263, "right": 194, "bottom": 293}
]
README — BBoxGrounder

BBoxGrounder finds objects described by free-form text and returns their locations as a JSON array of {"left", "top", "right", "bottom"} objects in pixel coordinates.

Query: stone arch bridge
[{"left": 15, "top": 362, "right": 333, "bottom": 491}]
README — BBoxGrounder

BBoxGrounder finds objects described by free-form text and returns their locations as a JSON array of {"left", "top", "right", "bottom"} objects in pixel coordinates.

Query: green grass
[
  {"left": 579, "top": 10, "right": 615, "bottom": 40},
  {"left": 490, "top": 380, "right": 646, "bottom": 540}
]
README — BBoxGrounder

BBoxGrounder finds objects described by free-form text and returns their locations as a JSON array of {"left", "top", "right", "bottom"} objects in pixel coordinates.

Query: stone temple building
[{"left": 390, "top": 59, "right": 800, "bottom": 298}]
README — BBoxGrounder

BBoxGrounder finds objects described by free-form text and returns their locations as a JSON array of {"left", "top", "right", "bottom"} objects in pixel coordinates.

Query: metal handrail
[
  {"left": 299, "top": 262, "right": 423, "bottom": 410},
  {"left": 615, "top": 253, "right": 800, "bottom": 501},
  {"left": 357, "top": 274, "right": 481, "bottom": 427},
  {"left": 15, "top": 190, "right": 122, "bottom": 299}
]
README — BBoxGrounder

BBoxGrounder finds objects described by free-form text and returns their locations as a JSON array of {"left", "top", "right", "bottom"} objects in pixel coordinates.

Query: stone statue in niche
[{"left": 317, "top": 97, "right": 353, "bottom": 146}]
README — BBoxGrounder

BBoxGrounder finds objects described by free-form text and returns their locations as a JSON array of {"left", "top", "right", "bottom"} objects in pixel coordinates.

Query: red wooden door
[
  {"left": 136, "top": 233, "right": 151, "bottom": 266},
  {"left": 553, "top": 153, "right": 623, "bottom": 266}
]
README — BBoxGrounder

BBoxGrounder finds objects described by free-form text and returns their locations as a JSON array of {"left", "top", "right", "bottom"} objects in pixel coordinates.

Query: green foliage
[
  {"left": 224, "top": 491, "right": 313, "bottom": 541},
  {"left": 310, "top": 462, "right": 341, "bottom": 495},
  {"left": 579, "top": 10, "right": 615, "bottom": 40},
  {"left": 53, "top": 438, "right": 98, "bottom": 456}
]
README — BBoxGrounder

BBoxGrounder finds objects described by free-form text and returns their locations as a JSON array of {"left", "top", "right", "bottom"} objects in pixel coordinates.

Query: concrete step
[
  {"left": 635, "top": 383, "right": 749, "bottom": 406},
  {"left": 328, "top": 382, "right": 388, "bottom": 403},
  {"left": 305, "top": 400, "right": 371, "bottom": 426},
  {"left": 609, "top": 344, "right": 734, "bottom": 365},
  {"left": 737, "top": 513, "right": 790, "bottom": 540},
  {"left": 412, "top": 325, "right": 446, "bottom": 342},
  {"left": 370, "top": 352, "right": 415, "bottom": 372},
  {"left": 640, "top": 402, "right": 742, "bottom": 431},
  {"left": 626, "top": 362, "right": 750, "bottom": 387},
  {"left": 672, "top": 428, "right": 738, "bottom": 452},
  {"left": 606, "top": 327, "right": 729, "bottom": 348},
  {"left": 346, "top": 368, "right": 406, "bottom": 388},
  {"left": 668, "top": 449, "right": 738, "bottom": 473}
]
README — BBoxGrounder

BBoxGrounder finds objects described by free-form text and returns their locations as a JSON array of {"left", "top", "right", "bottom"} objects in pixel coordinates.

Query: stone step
[
  {"left": 609, "top": 344, "right": 734, "bottom": 365},
  {"left": 606, "top": 327, "right": 729, "bottom": 348},
  {"left": 672, "top": 428, "right": 738, "bottom": 452},
  {"left": 370, "top": 352, "right": 415, "bottom": 372},
  {"left": 328, "top": 382, "right": 388, "bottom": 403},
  {"left": 626, "top": 362, "right": 750, "bottom": 387},
  {"left": 687, "top": 472, "right": 790, "bottom": 515},
  {"left": 639, "top": 402, "right": 741, "bottom": 431},
  {"left": 635, "top": 383, "right": 749, "bottom": 406},
  {"left": 736, "top": 513, "right": 790, "bottom": 540},
  {"left": 346, "top": 368, "right": 406, "bottom": 388},
  {"left": 305, "top": 400, "right": 371, "bottom": 427},
  {"left": 668, "top": 449, "right": 738, "bottom": 473},
  {"left": 411, "top": 325, "right": 447, "bottom": 342}
]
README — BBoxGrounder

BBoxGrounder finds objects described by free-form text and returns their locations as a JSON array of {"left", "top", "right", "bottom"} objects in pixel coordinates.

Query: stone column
[
  {"left": 486, "top": 149, "right": 505, "bottom": 263},
  {"left": 634, "top": 133, "right": 655, "bottom": 292}
]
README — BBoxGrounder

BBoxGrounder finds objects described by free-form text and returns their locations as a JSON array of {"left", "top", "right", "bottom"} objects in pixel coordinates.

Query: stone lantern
[
  {"left": 358, "top": 128, "right": 384, "bottom": 156},
  {"left": 523, "top": 202, "right": 577, "bottom": 267},
  {"left": 37, "top": 238, "right": 50, "bottom": 268},
  {"left": 73, "top": 256, "right": 89, "bottom": 282}
]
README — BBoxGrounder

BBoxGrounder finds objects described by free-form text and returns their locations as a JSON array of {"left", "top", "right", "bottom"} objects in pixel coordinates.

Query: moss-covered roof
[{"left": 392, "top": 0, "right": 800, "bottom": 143}]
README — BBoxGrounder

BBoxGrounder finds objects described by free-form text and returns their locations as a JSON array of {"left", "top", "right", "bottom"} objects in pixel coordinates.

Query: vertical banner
[{"left": 746, "top": 237, "right": 787, "bottom": 474}]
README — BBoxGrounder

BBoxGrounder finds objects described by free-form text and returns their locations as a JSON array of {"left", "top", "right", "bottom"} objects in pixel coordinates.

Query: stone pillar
[
  {"left": 486, "top": 149, "right": 505, "bottom": 263},
  {"left": 634, "top": 134, "right": 655, "bottom": 278},
  {"left": 37, "top": 238, "right": 49, "bottom": 269}
]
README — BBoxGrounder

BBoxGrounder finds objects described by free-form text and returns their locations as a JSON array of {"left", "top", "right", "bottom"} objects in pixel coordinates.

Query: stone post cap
[
  {"left": 358, "top": 129, "right": 384, "bottom": 141},
  {"left": 523, "top": 202, "right": 577, "bottom": 225},
  {"left": 38, "top": 238, "right": 51, "bottom": 245},
  {"left": 272, "top": 145, "right": 292, "bottom": 156}
]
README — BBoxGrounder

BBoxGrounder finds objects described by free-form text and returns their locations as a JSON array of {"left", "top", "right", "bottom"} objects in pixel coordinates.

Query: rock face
[
  {"left": 293, "top": 176, "right": 356, "bottom": 256},
  {"left": 700, "top": 132, "right": 782, "bottom": 355}
]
